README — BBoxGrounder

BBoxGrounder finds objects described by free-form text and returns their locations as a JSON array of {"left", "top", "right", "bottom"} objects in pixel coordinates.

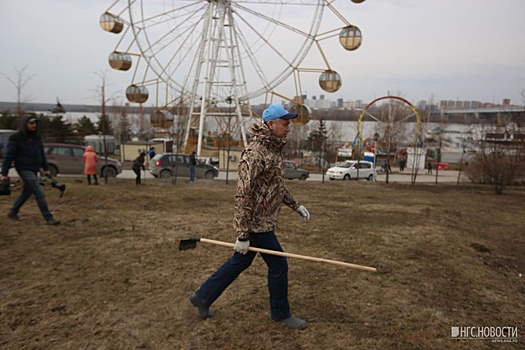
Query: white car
[{"left": 326, "top": 160, "right": 376, "bottom": 181}]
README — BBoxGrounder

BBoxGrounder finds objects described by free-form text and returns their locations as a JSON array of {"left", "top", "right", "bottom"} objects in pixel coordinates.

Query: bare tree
[
  {"left": 92, "top": 70, "right": 119, "bottom": 184},
  {"left": 325, "top": 120, "right": 344, "bottom": 163},
  {"left": 112, "top": 104, "right": 131, "bottom": 145},
  {"left": 0, "top": 64, "right": 35, "bottom": 117},
  {"left": 424, "top": 113, "right": 452, "bottom": 185},
  {"left": 466, "top": 108, "right": 525, "bottom": 194},
  {"left": 163, "top": 95, "right": 191, "bottom": 185}
]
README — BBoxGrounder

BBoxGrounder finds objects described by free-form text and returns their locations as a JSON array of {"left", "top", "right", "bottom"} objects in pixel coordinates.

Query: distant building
[
  {"left": 315, "top": 98, "right": 331, "bottom": 109},
  {"left": 471, "top": 101, "right": 482, "bottom": 108},
  {"left": 342, "top": 101, "right": 353, "bottom": 109}
]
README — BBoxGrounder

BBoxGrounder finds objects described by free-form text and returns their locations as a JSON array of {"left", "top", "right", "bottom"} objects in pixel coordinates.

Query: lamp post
[
  {"left": 225, "top": 96, "right": 233, "bottom": 185},
  {"left": 373, "top": 132, "right": 379, "bottom": 181}
]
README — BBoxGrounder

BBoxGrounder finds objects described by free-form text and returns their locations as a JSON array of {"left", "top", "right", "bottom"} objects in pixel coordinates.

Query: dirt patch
[{"left": 1, "top": 179, "right": 524, "bottom": 349}]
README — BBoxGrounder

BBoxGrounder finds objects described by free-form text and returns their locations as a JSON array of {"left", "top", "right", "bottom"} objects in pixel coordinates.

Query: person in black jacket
[
  {"left": 0, "top": 115, "right": 60, "bottom": 225},
  {"left": 132, "top": 151, "right": 146, "bottom": 186},
  {"left": 189, "top": 151, "right": 197, "bottom": 183}
]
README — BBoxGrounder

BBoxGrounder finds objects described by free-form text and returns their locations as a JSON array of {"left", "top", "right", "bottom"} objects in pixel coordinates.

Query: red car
[{"left": 436, "top": 162, "right": 450, "bottom": 171}]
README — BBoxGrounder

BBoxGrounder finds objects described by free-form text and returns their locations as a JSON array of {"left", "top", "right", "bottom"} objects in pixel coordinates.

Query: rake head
[{"left": 178, "top": 237, "right": 202, "bottom": 251}]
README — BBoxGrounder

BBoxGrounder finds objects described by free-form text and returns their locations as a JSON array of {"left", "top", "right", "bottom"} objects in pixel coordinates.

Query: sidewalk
[
  {"left": 217, "top": 170, "right": 464, "bottom": 183},
  {"left": 375, "top": 170, "right": 462, "bottom": 183}
]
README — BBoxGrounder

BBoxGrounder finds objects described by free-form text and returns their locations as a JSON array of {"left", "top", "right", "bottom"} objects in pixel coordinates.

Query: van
[
  {"left": 326, "top": 160, "right": 376, "bottom": 181},
  {"left": 84, "top": 134, "right": 117, "bottom": 154}
]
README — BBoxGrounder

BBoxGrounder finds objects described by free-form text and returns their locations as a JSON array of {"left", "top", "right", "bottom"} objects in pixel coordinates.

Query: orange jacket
[{"left": 83, "top": 145, "right": 98, "bottom": 175}]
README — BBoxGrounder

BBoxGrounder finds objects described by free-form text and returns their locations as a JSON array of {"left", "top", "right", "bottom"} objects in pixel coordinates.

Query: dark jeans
[
  {"left": 189, "top": 165, "right": 195, "bottom": 182},
  {"left": 133, "top": 167, "right": 141, "bottom": 184},
  {"left": 194, "top": 231, "right": 291, "bottom": 321},
  {"left": 11, "top": 170, "right": 53, "bottom": 220}
]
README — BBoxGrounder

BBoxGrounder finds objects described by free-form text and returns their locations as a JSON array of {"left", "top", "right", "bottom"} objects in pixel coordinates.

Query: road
[
  {"left": 145, "top": 169, "right": 463, "bottom": 183},
  {"left": 6, "top": 168, "right": 463, "bottom": 183},
  {"left": 296, "top": 170, "right": 464, "bottom": 183}
]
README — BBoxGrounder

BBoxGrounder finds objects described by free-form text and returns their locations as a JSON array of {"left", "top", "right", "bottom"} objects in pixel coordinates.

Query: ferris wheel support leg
[
  {"left": 240, "top": 118, "right": 248, "bottom": 147},
  {"left": 196, "top": 108, "right": 206, "bottom": 157},
  {"left": 183, "top": 116, "right": 192, "bottom": 152}
]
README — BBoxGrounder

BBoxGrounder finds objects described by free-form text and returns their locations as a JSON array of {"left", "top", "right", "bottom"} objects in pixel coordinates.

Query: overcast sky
[{"left": 1, "top": 0, "right": 524, "bottom": 107}]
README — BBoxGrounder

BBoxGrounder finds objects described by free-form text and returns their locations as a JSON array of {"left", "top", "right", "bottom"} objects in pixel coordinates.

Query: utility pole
[
  {"left": 101, "top": 82, "right": 109, "bottom": 184},
  {"left": 434, "top": 130, "right": 442, "bottom": 185},
  {"left": 225, "top": 96, "right": 233, "bottom": 185},
  {"left": 373, "top": 132, "right": 379, "bottom": 181},
  {"left": 95, "top": 70, "right": 118, "bottom": 185}
]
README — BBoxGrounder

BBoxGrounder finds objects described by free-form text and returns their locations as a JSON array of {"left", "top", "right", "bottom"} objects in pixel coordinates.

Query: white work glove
[
  {"left": 234, "top": 239, "right": 250, "bottom": 255},
  {"left": 296, "top": 205, "right": 310, "bottom": 221}
]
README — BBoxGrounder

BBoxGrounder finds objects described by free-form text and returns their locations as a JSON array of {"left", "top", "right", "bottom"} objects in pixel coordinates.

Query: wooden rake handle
[{"left": 200, "top": 238, "right": 377, "bottom": 272}]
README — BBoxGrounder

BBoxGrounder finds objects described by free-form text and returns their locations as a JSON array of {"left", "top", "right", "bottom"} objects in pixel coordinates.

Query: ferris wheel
[
  {"left": 357, "top": 95, "right": 422, "bottom": 149},
  {"left": 357, "top": 95, "right": 424, "bottom": 182},
  {"left": 100, "top": 0, "right": 366, "bottom": 155}
]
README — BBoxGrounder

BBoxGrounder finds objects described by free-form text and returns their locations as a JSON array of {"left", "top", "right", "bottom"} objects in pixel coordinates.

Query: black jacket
[
  {"left": 1, "top": 115, "right": 49, "bottom": 176},
  {"left": 133, "top": 155, "right": 146, "bottom": 171}
]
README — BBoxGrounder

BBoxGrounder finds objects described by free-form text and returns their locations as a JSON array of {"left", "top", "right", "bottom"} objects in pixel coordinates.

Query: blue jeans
[
  {"left": 194, "top": 231, "right": 291, "bottom": 321},
  {"left": 11, "top": 170, "right": 53, "bottom": 220},
  {"left": 189, "top": 165, "right": 195, "bottom": 182}
]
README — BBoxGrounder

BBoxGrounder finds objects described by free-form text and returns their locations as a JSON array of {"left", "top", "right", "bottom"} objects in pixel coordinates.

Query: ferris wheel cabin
[
  {"left": 289, "top": 104, "right": 311, "bottom": 125},
  {"left": 109, "top": 52, "right": 132, "bottom": 71},
  {"left": 319, "top": 70, "right": 342, "bottom": 93},
  {"left": 99, "top": 13, "right": 124, "bottom": 34},
  {"left": 150, "top": 110, "right": 174, "bottom": 129},
  {"left": 126, "top": 85, "right": 149, "bottom": 104},
  {"left": 339, "top": 25, "right": 362, "bottom": 51}
]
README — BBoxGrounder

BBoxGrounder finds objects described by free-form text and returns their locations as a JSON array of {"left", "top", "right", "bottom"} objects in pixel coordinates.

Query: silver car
[
  {"left": 284, "top": 161, "right": 309, "bottom": 181},
  {"left": 149, "top": 153, "right": 219, "bottom": 179},
  {"left": 44, "top": 143, "right": 123, "bottom": 177}
]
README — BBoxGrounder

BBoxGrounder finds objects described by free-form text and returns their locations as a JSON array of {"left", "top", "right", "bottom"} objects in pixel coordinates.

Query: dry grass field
[{"left": 1, "top": 177, "right": 524, "bottom": 349}]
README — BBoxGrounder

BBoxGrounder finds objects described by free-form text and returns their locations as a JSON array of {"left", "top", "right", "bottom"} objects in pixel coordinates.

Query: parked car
[
  {"left": 0, "top": 129, "right": 16, "bottom": 158},
  {"left": 436, "top": 162, "right": 450, "bottom": 170},
  {"left": 284, "top": 161, "right": 309, "bottom": 181},
  {"left": 44, "top": 143, "right": 123, "bottom": 177},
  {"left": 149, "top": 153, "right": 219, "bottom": 179},
  {"left": 326, "top": 160, "right": 376, "bottom": 181}
]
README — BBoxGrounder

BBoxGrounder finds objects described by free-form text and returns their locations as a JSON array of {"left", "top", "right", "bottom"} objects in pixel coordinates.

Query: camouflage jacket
[{"left": 234, "top": 123, "right": 300, "bottom": 240}]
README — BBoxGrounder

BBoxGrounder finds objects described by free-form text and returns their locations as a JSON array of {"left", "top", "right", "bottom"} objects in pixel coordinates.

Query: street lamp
[
  {"left": 373, "top": 132, "right": 379, "bottom": 181},
  {"left": 225, "top": 96, "right": 233, "bottom": 185}
]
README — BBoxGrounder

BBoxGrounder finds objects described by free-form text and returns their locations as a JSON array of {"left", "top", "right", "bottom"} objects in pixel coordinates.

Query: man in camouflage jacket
[{"left": 189, "top": 104, "right": 310, "bottom": 330}]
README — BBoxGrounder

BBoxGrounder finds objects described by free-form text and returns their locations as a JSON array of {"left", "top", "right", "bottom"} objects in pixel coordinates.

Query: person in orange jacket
[{"left": 83, "top": 145, "right": 98, "bottom": 185}]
